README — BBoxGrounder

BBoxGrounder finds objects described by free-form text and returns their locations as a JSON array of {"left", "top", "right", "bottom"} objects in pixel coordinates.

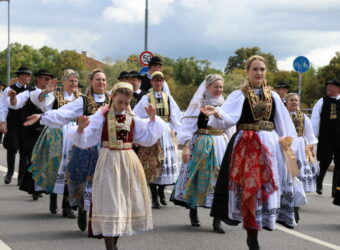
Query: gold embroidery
[
  {"left": 291, "top": 111, "right": 305, "bottom": 137},
  {"left": 330, "top": 103, "right": 337, "bottom": 119},
  {"left": 86, "top": 88, "right": 110, "bottom": 115},
  {"left": 238, "top": 121, "right": 275, "bottom": 131},
  {"left": 241, "top": 80, "right": 273, "bottom": 121},
  {"left": 54, "top": 89, "right": 82, "bottom": 108},
  {"left": 148, "top": 90, "right": 170, "bottom": 122}
]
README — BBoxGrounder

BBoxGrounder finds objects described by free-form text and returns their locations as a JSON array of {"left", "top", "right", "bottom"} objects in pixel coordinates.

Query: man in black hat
[
  {"left": 128, "top": 70, "right": 147, "bottom": 109},
  {"left": 8, "top": 69, "right": 53, "bottom": 198},
  {"left": 274, "top": 82, "right": 290, "bottom": 105},
  {"left": 0, "top": 65, "right": 32, "bottom": 185},
  {"left": 140, "top": 56, "right": 170, "bottom": 94},
  {"left": 311, "top": 79, "right": 340, "bottom": 196},
  {"left": 117, "top": 71, "right": 130, "bottom": 83}
]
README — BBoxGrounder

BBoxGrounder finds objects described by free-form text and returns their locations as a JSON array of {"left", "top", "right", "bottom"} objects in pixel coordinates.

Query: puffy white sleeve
[
  {"left": 7, "top": 90, "right": 29, "bottom": 109},
  {"left": 40, "top": 97, "right": 84, "bottom": 128},
  {"left": 272, "top": 91, "right": 298, "bottom": 152},
  {"left": 133, "top": 116, "right": 166, "bottom": 147},
  {"left": 163, "top": 80, "right": 171, "bottom": 95},
  {"left": 310, "top": 98, "right": 323, "bottom": 137},
  {"left": 36, "top": 91, "right": 56, "bottom": 112},
  {"left": 168, "top": 95, "right": 182, "bottom": 132},
  {"left": 132, "top": 95, "right": 149, "bottom": 119},
  {"left": 0, "top": 87, "right": 10, "bottom": 122},
  {"left": 207, "top": 90, "right": 245, "bottom": 129},
  {"left": 67, "top": 109, "right": 105, "bottom": 149},
  {"left": 303, "top": 114, "right": 318, "bottom": 145}
]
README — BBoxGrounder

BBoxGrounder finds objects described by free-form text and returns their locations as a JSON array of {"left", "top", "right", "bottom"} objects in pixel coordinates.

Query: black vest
[
  {"left": 131, "top": 90, "right": 147, "bottom": 110},
  {"left": 237, "top": 96, "right": 276, "bottom": 125},
  {"left": 140, "top": 75, "right": 151, "bottom": 92},
  {"left": 319, "top": 96, "right": 340, "bottom": 136},
  {"left": 22, "top": 88, "right": 44, "bottom": 131},
  {"left": 7, "top": 84, "right": 30, "bottom": 127},
  {"left": 197, "top": 112, "right": 209, "bottom": 129}
]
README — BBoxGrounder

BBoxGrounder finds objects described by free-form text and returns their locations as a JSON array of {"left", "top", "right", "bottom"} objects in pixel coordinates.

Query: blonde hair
[
  {"left": 246, "top": 55, "right": 267, "bottom": 71},
  {"left": 287, "top": 92, "right": 300, "bottom": 101},
  {"left": 62, "top": 69, "right": 79, "bottom": 81},
  {"left": 88, "top": 69, "right": 104, "bottom": 81}
]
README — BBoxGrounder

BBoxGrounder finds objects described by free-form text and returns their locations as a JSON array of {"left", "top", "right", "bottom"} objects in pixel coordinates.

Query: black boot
[
  {"left": 294, "top": 207, "right": 300, "bottom": 224},
  {"left": 158, "top": 185, "right": 167, "bottom": 206},
  {"left": 317, "top": 167, "right": 328, "bottom": 195},
  {"left": 212, "top": 218, "right": 225, "bottom": 234},
  {"left": 49, "top": 193, "right": 58, "bottom": 214},
  {"left": 247, "top": 236, "right": 260, "bottom": 250},
  {"left": 77, "top": 208, "right": 87, "bottom": 231},
  {"left": 150, "top": 184, "right": 160, "bottom": 209},
  {"left": 189, "top": 208, "right": 200, "bottom": 227},
  {"left": 62, "top": 209, "right": 76, "bottom": 218},
  {"left": 4, "top": 152, "right": 15, "bottom": 184}
]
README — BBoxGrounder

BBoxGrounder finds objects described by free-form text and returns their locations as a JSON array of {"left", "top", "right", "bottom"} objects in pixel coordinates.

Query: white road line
[
  {"left": 0, "top": 165, "right": 17, "bottom": 179},
  {"left": 276, "top": 225, "right": 340, "bottom": 250},
  {"left": 0, "top": 240, "right": 12, "bottom": 250}
]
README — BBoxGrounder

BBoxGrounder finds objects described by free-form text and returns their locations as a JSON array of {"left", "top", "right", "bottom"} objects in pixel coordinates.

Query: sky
[{"left": 0, "top": 0, "right": 340, "bottom": 71}]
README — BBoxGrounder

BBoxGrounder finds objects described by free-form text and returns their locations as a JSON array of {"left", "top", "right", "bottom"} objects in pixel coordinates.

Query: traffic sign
[
  {"left": 139, "top": 51, "right": 153, "bottom": 66},
  {"left": 140, "top": 66, "right": 149, "bottom": 76},
  {"left": 293, "top": 56, "right": 310, "bottom": 73}
]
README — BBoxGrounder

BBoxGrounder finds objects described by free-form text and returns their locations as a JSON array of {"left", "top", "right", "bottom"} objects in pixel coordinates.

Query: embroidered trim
[
  {"left": 148, "top": 90, "right": 170, "bottom": 122},
  {"left": 86, "top": 88, "right": 110, "bottom": 115},
  {"left": 290, "top": 111, "right": 305, "bottom": 137},
  {"left": 241, "top": 80, "right": 273, "bottom": 121},
  {"left": 54, "top": 89, "right": 82, "bottom": 108}
]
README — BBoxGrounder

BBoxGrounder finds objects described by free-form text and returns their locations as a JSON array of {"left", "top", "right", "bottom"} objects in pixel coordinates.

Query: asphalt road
[{"left": 0, "top": 144, "right": 339, "bottom": 250}]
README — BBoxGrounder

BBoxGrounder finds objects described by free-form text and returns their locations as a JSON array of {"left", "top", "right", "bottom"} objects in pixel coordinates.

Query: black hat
[
  {"left": 128, "top": 70, "right": 142, "bottom": 79},
  {"left": 325, "top": 79, "right": 340, "bottom": 87},
  {"left": 148, "top": 56, "right": 163, "bottom": 67},
  {"left": 275, "top": 82, "right": 289, "bottom": 89},
  {"left": 34, "top": 69, "right": 53, "bottom": 78},
  {"left": 15, "top": 65, "right": 32, "bottom": 75},
  {"left": 117, "top": 71, "right": 129, "bottom": 80}
]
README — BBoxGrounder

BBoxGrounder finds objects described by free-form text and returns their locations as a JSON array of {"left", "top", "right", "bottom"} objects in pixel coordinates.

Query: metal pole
[
  {"left": 7, "top": 0, "right": 10, "bottom": 84},
  {"left": 298, "top": 73, "right": 302, "bottom": 97},
  {"left": 144, "top": 0, "right": 148, "bottom": 51}
]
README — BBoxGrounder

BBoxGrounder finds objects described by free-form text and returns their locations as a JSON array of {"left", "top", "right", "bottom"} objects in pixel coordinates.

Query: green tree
[{"left": 225, "top": 47, "right": 278, "bottom": 74}]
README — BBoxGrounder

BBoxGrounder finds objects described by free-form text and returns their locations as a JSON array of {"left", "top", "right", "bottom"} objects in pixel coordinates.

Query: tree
[{"left": 225, "top": 47, "right": 278, "bottom": 74}]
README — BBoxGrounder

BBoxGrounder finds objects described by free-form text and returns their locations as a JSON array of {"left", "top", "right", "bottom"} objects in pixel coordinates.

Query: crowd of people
[{"left": 0, "top": 55, "right": 339, "bottom": 250}]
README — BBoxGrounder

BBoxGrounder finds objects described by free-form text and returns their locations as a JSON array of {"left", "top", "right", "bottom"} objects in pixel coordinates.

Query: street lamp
[{"left": 0, "top": 0, "right": 10, "bottom": 84}]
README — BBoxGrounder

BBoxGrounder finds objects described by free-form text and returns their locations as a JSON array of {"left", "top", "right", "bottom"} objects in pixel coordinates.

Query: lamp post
[
  {"left": 0, "top": 0, "right": 10, "bottom": 84},
  {"left": 144, "top": 0, "right": 148, "bottom": 51}
]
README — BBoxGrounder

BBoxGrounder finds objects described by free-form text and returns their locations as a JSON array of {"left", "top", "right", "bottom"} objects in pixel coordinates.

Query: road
[{"left": 0, "top": 144, "right": 339, "bottom": 250}]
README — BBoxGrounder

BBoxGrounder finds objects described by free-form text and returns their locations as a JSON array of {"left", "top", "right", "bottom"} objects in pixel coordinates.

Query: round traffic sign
[
  {"left": 140, "top": 66, "right": 149, "bottom": 76},
  {"left": 139, "top": 51, "right": 154, "bottom": 66},
  {"left": 293, "top": 56, "right": 310, "bottom": 73}
]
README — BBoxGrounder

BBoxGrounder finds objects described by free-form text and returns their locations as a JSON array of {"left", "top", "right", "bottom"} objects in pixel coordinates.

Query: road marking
[
  {"left": 0, "top": 165, "right": 17, "bottom": 179},
  {"left": 276, "top": 225, "right": 340, "bottom": 250},
  {"left": 0, "top": 240, "right": 12, "bottom": 250},
  {"left": 324, "top": 183, "right": 332, "bottom": 186}
]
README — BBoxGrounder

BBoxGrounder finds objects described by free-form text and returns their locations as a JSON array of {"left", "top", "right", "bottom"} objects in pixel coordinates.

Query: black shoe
[
  {"left": 212, "top": 218, "right": 225, "bottom": 234},
  {"left": 152, "top": 199, "right": 161, "bottom": 209},
  {"left": 220, "top": 217, "right": 240, "bottom": 226},
  {"left": 189, "top": 208, "right": 200, "bottom": 227},
  {"left": 32, "top": 194, "right": 40, "bottom": 201},
  {"left": 247, "top": 236, "right": 260, "bottom": 250},
  {"left": 276, "top": 220, "right": 294, "bottom": 229},
  {"left": 316, "top": 176, "right": 323, "bottom": 195},
  {"left": 4, "top": 175, "right": 12, "bottom": 184},
  {"left": 49, "top": 194, "right": 58, "bottom": 214},
  {"left": 62, "top": 209, "right": 76, "bottom": 218},
  {"left": 77, "top": 208, "right": 87, "bottom": 231},
  {"left": 158, "top": 186, "right": 168, "bottom": 206},
  {"left": 294, "top": 207, "right": 300, "bottom": 224},
  {"left": 316, "top": 188, "right": 323, "bottom": 195}
]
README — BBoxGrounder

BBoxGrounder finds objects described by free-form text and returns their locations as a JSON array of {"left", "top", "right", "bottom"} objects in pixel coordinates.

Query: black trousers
[
  {"left": 317, "top": 134, "right": 340, "bottom": 196},
  {"left": 3, "top": 126, "right": 29, "bottom": 182}
]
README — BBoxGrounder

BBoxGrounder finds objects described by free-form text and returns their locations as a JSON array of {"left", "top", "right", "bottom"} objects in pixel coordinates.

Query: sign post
[{"left": 293, "top": 56, "right": 310, "bottom": 97}]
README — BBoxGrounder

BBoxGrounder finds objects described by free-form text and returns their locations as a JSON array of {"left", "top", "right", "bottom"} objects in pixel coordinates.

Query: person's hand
[
  {"left": 200, "top": 105, "right": 217, "bottom": 116},
  {"left": 77, "top": 116, "right": 90, "bottom": 133},
  {"left": 182, "top": 146, "right": 190, "bottom": 164},
  {"left": 0, "top": 122, "right": 7, "bottom": 133},
  {"left": 44, "top": 79, "right": 57, "bottom": 93},
  {"left": 307, "top": 144, "right": 314, "bottom": 151},
  {"left": 145, "top": 104, "right": 156, "bottom": 120},
  {"left": 8, "top": 89, "right": 17, "bottom": 98},
  {"left": 23, "top": 114, "right": 41, "bottom": 126}
]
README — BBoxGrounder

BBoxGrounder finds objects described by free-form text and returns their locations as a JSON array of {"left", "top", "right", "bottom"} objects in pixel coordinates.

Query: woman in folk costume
[
  {"left": 202, "top": 56, "right": 302, "bottom": 250},
  {"left": 286, "top": 93, "right": 319, "bottom": 192},
  {"left": 170, "top": 74, "right": 235, "bottom": 233},
  {"left": 25, "top": 69, "right": 82, "bottom": 218},
  {"left": 24, "top": 69, "right": 110, "bottom": 230},
  {"left": 133, "top": 71, "right": 182, "bottom": 209},
  {"left": 67, "top": 82, "right": 165, "bottom": 250}
]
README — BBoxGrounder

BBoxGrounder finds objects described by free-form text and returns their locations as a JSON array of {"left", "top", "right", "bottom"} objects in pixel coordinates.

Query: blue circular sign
[
  {"left": 140, "top": 66, "right": 149, "bottom": 76},
  {"left": 293, "top": 56, "right": 310, "bottom": 73}
]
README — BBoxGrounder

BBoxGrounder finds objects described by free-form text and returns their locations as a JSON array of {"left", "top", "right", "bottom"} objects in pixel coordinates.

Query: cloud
[{"left": 102, "top": 0, "right": 174, "bottom": 25}]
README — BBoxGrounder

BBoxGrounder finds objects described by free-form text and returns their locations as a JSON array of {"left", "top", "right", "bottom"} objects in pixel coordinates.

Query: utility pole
[{"left": 144, "top": 0, "right": 148, "bottom": 51}]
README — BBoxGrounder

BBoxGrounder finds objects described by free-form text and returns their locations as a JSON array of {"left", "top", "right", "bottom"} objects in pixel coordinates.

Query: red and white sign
[{"left": 139, "top": 51, "right": 154, "bottom": 66}]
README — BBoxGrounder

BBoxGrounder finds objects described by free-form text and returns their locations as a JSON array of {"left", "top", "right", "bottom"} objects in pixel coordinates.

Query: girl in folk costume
[
  {"left": 67, "top": 82, "right": 165, "bottom": 250},
  {"left": 286, "top": 93, "right": 319, "bottom": 193},
  {"left": 203, "top": 56, "right": 302, "bottom": 250},
  {"left": 25, "top": 69, "right": 82, "bottom": 218},
  {"left": 24, "top": 69, "right": 110, "bottom": 230},
  {"left": 133, "top": 71, "right": 182, "bottom": 209},
  {"left": 171, "top": 74, "right": 235, "bottom": 233}
]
